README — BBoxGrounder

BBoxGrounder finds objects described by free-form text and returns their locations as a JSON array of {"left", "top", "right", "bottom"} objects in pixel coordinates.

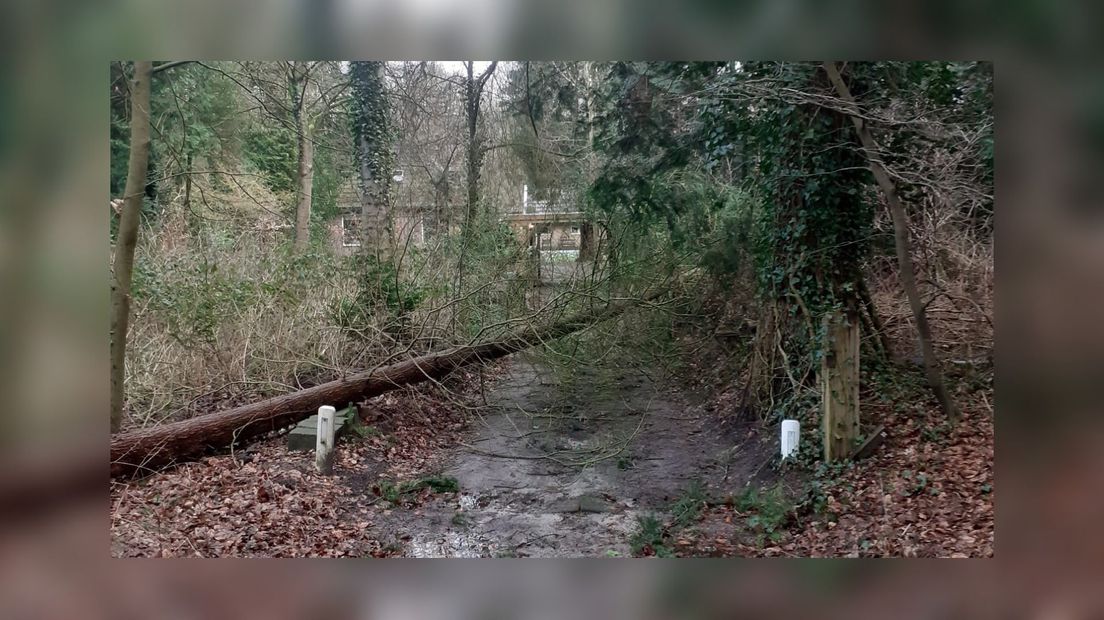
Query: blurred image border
[{"left": 1, "top": 0, "right": 1101, "bottom": 616}]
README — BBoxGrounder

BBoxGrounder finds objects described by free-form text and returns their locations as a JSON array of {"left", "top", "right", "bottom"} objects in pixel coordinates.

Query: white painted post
[
  {"left": 781, "top": 419, "right": 800, "bottom": 459},
  {"left": 316, "top": 405, "right": 336, "bottom": 475},
  {"left": 523, "top": 184, "right": 529, "bottom": 212}
]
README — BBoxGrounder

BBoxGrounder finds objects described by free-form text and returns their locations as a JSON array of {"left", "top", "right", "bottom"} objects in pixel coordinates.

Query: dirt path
[{"left": 371, "top": 352, "right": 769, "bottom": 557}]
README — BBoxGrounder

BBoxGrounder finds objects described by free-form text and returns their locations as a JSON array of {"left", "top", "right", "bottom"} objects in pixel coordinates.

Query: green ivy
[
  {"left": 331, "top": 254, "right": 424, "bottom": 338},
  {"left": 350, "top": 61, "right": 393, "bottom": 209},
  {"left": 244, "top": 125, "right": 297, "bottom": 193}
]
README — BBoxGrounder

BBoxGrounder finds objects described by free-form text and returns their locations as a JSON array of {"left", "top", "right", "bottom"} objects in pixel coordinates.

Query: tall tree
[
  {"left": 110, "top": 61, "right": 153, "bottom": 433},
  {"left": 231, "top": 61, "right": 348, "bottom": 250},
  {"left": 823, "top": 61, "right": 960, "bottom": 422},
  {"left": 288, "top": 62, "right": 317, "bottom": 251},
  {"left": 351, "top": 61, "right": 392, "bottom": 250},
  {"left": 462, "top": 61, "right": 498, "bottom": 235},
  {"left": 387, "top": 62, "right": 465, "bottom": 240}
]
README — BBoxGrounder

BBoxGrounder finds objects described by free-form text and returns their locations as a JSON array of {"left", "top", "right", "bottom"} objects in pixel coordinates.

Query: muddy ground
[
  {"left": 111, "top": 257, "right": 783, "bottom": 558},
  {"left": 112, "top": 254, "right": 991, "bottom": 558},
  {"left": 366, "top": 352, "right": 775, "bottom": 557}
]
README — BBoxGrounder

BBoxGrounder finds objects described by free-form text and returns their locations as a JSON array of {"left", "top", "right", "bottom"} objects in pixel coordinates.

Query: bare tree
[
  {"left": 823, "top": 61, "right": 960, "bottom": 422},
  {"left": 226, "top": 61, "right": 348, "bottom": 250},
  {"left": 463, "top": 61, "right": 498, "bottom": 234},
  {"left": 288, "top": 62, "right": 318, "bottom": 250},
  {"left": 110, "top": 61, "right": 153, "bottom": 432},
  {"left": 389, "top": 62, "right": 467, "bottom": 239}
]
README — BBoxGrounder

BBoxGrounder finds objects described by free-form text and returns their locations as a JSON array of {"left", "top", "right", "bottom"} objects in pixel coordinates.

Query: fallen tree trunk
[{"left": 111, "top": 295, "right": 657, "bottom": 478}]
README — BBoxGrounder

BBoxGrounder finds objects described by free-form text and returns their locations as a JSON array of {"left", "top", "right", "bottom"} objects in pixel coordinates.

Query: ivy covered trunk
[
  {"left": 461, "top": 61, "right": 497, "bottom": 242},
  {"left": 351, "top": 61, "right": 392, "bottom": 252},
  {"left": 464, "top": 68, "right": 483, "bottom": 239},
  {"left": 740, "top": 62, "right": 873, "bottom": 417}
]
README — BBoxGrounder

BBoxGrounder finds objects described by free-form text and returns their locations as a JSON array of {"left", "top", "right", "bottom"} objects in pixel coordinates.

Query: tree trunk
[
  {"left": 359, "top": 128, "right": 383, "bottom": 250},
  {"left": 110, "top": 293, "right": 659, "bottom": 477},
  {"left": 353, "top": 60, "right": 390, "bottom": 252},
  {"left": 464, "top": 63, "right": 481, "bottom": 236},
  {"left": 293, "top": 117, "right": 315, "bottom": 251},
  {"left": 577, "top": 222, "right": 596, "bottom": 262},
  {"left": 183, "top": 153, "right": 192, "bottom": 213},
  {"left": 823, "top": 61, "right": 959, "bottom": 422},
  {"left": 110, "top": 61, "right": 153, "bottom": 434},
  {"left": 578, "top": 65, "right": 598, "bottom": 263},
  {"left": 461, "top": 61, "right": 497, "bottom": 241},
  {"left": 599, "top": 221, "right": 617, "bottom": 274},
  {"left": 858, "top": 275, "right": 896, "bottom": 362},
  {"left": 822, "top": 311, "right": 861, "bottom": 461},
  {"left": 431, "top": 175, "right": 446, "bottom": 240}
]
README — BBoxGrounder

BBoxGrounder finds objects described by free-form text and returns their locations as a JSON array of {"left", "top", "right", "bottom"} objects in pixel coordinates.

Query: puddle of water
[
  {"left": 408, "top": 530, "right": 485, "bottom": 558},
  {"left": 562, "top": 437, "right": 588, "bottom": 450}
]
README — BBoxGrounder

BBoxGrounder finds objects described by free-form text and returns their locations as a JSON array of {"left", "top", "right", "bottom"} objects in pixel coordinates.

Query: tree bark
[
  {"left": 462, "top": 61, "right": 497, "bottom": 238},
  {"left": 464, "top": 63, "right": 481, "bottom": 234},
  {"left": 858, "top": 275, "right": 896, "bottom": 362},
  {"left": 578, "top": 67, "right": 598, "bottom": 263},
  {"left": 353, "top": 61, "right": 390, "bottom": 251},
  {"left": 182, "top": 152, "right": 193, "bottom": 215},
  {"left": 577, "top": 222, "right": 596, "bottom": 262},
  {"left": 822, "top": 311, "right": 860, "bottom": 461},
  {"left": 110, "top": 61, "right": 153, "bottom": 433},
  {"left": 823, "top": 61, "right": 959, "bottom": 422},
  {"left": 110, "top": 293, "right": 659, "bottom": 477},
  {"left": 358, "top": 130, "right": 381, "bottom": 250},
  {"left": 293, "top": 116, "right": 315, "bottom": 251},
  {"left": 456, "top": 61, "right": 498, "bottom": 302}
]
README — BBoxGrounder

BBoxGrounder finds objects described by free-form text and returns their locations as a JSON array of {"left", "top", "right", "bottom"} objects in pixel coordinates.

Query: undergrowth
[
  {"left": 735, "top": 484, "right": 791, "bottom": 545},
  {"left": 374, "top": 475, "right": 460, "bottom": 505},
  {"left": 630, "top": 515, "right": 673, "bottom": 558},
  {"left": 630, "top": 481, "right": 708, "bottom": 557}
]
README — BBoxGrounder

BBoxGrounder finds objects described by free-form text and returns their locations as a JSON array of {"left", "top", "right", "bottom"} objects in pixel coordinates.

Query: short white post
[
  {"left": 781, "top": 419, "right": 800, "bottom": 460},
  {"left": 316, "top": 405, "right": 336, "bottom": 475}
]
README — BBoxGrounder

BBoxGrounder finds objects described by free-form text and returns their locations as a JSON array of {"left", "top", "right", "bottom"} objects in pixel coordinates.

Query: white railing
[{"left": 511, "top": 184, "right": 581, "bottom": 215}]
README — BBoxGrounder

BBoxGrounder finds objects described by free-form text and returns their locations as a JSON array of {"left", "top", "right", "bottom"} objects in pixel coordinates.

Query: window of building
[
  {"left": 341, "top": 214, "right": 362, "bottom": 247},
  {"left": 570, "top": 226, "right": 580, "bottom": 234}
]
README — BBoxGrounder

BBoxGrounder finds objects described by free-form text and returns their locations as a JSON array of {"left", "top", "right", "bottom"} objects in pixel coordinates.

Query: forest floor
[
  {"left": 110, "top": 263, "right": 992, "bottom": 557},
  {"left": 364, "top": 353, "right": 780, "bottom": 557},
  {"left": 109, "top": 352, "right": 788, "bottom": 557},
  {"left": 109, "top": 346, "right": 993, "bottom": 558}
]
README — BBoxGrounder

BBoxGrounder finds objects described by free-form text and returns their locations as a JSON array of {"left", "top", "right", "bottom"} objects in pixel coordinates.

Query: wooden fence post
[
  {"left": 822, "top": 312, "right": 860, "bottom": 461},
  {"left": 316, "top": 405, "right": 336, "bottom": 475}
]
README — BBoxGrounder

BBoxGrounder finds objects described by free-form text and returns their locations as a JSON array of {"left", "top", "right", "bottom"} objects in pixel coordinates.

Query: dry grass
[
  {"left": 121, "top": 177, "right": 532, "bottom": 430},
  {"left": 122, "top": 174, "right": 375, "bottom": 429}
]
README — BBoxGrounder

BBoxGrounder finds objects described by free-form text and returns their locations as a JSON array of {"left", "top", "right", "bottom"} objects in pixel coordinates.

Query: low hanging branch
[
  {"left": 822, "top": 61, "right": 960, "bottom": 422},
  {"left": 110, "top": 294, "right": 659, "bottom": 478}
]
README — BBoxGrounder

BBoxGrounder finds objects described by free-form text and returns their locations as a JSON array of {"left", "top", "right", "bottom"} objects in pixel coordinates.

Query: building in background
[{"left": 327, "top": 164, "right": 436, "bottom": 255}]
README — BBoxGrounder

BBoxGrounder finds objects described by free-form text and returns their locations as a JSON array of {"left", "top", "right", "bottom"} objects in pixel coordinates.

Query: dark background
[{"left": 1, "top": 0, "right": 1101, "bottom": 616}]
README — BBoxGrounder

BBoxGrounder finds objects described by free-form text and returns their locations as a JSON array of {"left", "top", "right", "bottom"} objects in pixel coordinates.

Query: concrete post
[{"left": 316, "top": 405, "right": 336, "bottom": 474}]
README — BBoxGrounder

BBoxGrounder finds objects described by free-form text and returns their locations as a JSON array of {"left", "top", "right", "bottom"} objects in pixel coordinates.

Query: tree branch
[{"left": 152, "top": 60, "right": 194, "bottom": 75}]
